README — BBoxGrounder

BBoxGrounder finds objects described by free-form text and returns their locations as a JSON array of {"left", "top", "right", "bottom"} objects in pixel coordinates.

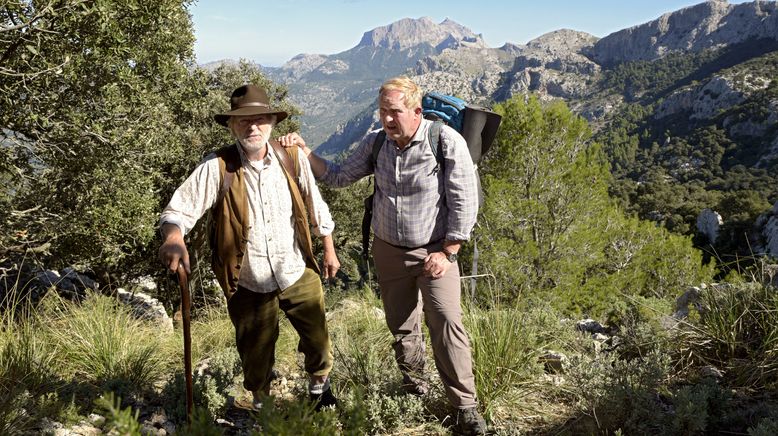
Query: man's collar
[{"left": 408, "top": 118, "right": 431, "bottom": 145}]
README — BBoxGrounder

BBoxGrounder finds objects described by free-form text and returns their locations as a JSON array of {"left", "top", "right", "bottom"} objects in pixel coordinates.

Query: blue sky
[{"left": 191, "top": 0, "right": 751, "bottom": 66}]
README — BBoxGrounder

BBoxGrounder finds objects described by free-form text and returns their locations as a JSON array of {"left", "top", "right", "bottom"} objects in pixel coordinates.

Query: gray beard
[{"left": 238, "top": 137, "right": 268, "bottom": 154}]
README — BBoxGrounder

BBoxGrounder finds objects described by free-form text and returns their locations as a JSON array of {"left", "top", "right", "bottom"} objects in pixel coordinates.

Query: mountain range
[
  {"left": 203, "top": 0, "right": 778, "bottom": 261},
  {"left": 213, "top": 0, "right": 775, "bottom": 159}
]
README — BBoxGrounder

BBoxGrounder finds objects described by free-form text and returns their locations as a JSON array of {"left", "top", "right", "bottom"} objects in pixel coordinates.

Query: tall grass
[
  {"left": 329, "top": 297, "right": 396, "bottom": 391},
  {"left": 0, "top": 313, "right": 60, "bottom": 433},
  {"left": 0, "top": 274, "right": 68, "bottom": 434},
  {"left": 465, "top": 304, "right": 558, "bottom": 418},
  {"left": 44, "top": 292, "right": 170, "bottom": 398},
  {"left": 189, "top": 305, "right": 237, "bottom": 363},
  {"left": 676, "top": 281, "right": 778, "bottom": 389}
]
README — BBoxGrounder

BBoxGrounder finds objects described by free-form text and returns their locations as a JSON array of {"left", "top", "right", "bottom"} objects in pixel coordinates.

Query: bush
[
  {"left": 161, "top": 347, "right": 241, "bottom": 423},
  {"left": 95, "top": 392, "right": 143, "bottom": 436},
  {"left": 670, "top": 378, "right": 731, "bottom": 434},
  {"left": 341, "top": 387, "right": 430, "bottom": 434},
  {"left": 676, "top": 282, "right": 778, "bottom": 389},
  {"left": 563, "top": 348, "right": 671, "bottom": 434}
]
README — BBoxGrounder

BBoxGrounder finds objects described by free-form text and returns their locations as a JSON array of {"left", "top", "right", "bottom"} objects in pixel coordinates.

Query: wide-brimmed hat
[{"left": 214, "top": 84, "right": 289, "bottom": 126}]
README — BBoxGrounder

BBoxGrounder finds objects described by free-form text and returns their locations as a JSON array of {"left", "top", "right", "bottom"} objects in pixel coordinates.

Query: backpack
[
  {"left": 421, "top": 92, "right": 502, "bottom": 165},
  {"left": 360, "top": 93, "right": 502, "bottom": 262}
]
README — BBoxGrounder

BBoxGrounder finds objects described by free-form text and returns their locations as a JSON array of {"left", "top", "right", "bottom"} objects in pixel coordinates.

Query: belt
[{"left": 377, "top": 237, "right": 443, "bottom": 251}]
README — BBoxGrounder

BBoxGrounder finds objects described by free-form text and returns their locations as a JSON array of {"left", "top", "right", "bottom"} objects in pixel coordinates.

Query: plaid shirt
[{"left": 320, "top": 119, "right": 478, "bottom": 248}]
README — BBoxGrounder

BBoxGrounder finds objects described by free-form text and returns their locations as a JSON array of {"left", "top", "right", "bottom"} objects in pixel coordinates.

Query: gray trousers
[{"left": 372, "top": 237, "right": 478, "bottom": 409}]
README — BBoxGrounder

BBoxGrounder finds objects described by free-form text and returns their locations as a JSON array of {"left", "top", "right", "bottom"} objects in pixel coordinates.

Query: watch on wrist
[{"left": 442, "top": 248, "right": 458, "bottom": 263}]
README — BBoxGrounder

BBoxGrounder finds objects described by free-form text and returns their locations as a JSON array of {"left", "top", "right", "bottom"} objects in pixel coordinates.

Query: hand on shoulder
[{"left": 278, "top": 132, "right": 311, "bottom": 156}]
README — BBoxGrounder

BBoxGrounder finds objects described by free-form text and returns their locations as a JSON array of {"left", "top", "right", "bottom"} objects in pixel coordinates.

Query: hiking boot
[
  {"left": 309, "top": 379, "right": 338, "bottom": 411},
  {"left": 401, "top": 380, "right": 429, "bottom": 397},
  {"left": 251, "top": 389, "right": 271, "bottom": 411},
  {"left": 452, "top": 407, "right": 487, "bottom": 435}
]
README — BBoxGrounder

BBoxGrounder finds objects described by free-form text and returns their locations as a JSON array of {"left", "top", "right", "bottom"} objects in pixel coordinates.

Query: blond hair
[{"left": 379, "top": 76, "right": 423, "bottom": 110}]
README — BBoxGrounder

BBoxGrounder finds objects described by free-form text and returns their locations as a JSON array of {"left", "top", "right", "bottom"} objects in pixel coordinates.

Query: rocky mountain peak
[
  {"left": 278, "top": 53, "right": 328, "bottom": 78},
  {"left": 356, "top": 17, "right": 485, "bottom": 51},
  {"left": 526, "top": 29, "right": 599, "bottom": 54},
  {"left": 589, "top": 0, "right": 778, "bottom": 65}
]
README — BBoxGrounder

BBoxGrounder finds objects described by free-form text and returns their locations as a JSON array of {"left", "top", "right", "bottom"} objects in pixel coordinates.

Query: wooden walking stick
[{"left": 176, "top": 264, "right": 194, "bottom": 422}]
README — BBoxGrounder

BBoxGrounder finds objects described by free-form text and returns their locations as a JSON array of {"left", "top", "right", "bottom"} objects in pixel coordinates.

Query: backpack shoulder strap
[
  {"left": 361, "top": 130, "right": 386, "bottom": 260},
  {"left": 427, "top": 120, "right": 445, "bottom": 172},
  {"left": 371, "top": 130, "right": 386, "bottom": 169}
]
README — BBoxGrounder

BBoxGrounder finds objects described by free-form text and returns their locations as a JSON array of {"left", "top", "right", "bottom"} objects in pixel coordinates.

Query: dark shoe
[
  {"left": 453, "top": 407, "right": 486, "bottom": 435},
  {"left": 309, "top": 379, "right": 338, "bottom": 411},
  {"left": 310, "top": 386, "right": 337, "bottom": 411}
]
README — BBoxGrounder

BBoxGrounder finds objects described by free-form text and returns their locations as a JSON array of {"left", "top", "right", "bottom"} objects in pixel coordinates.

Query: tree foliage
[
  {"left": 478, "top": 96, "right": 712, "bottom": 316},
  {"left": 596, "top": 48, "right": 778, "bottom": 275},
  {"left": 1, "top": 0, "right": 196, "bottom": 272},
  {"left": 0, "top": 1, "right": 300, "bottom": 281}
]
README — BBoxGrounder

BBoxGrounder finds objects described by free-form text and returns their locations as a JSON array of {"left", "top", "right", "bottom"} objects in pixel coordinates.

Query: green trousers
[{"left": 226, "top": 268, "right": 333, "bottom": 393}]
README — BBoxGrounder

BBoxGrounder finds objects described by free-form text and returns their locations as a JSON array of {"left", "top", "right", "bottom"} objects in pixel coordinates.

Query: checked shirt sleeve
[{"left": 440, "top": 126, "right": 478, "bottom": 241}]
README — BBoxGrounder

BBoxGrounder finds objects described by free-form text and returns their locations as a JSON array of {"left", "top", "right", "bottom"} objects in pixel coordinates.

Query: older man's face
[{"left": 231, "top": 114, "right": 274, "bottom": 155}]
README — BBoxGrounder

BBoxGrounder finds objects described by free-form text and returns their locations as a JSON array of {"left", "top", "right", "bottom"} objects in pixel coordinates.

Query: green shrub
[
  {"left": 564, "top": 348, "right": 671, "bottom": 434},
  {"left": 750, "top": 416, "right": 778, "bottom": 436},
  {"left": 161, "top": 346, "right": 241, "bottom": 423},
  {"left": 606, "top": 296, "right": 675, "bottom": 360},
  {"left": 254, "top": 395, "right": 341, "bottom": 435},
  {"left": 95, "top": 392, "right": 142, "bottom": 436},
  {"left": 342, "top": 388, "right": 429, "bottom": 434},
  {"left": 670, "top": 378, "right": 730, "bottom": 434}
]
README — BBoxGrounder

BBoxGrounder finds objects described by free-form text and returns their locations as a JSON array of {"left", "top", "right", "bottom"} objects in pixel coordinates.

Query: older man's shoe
[
  {"left": 453, "top": 407, "right": 487, "bottom": 435},
  {"left": 309, "top": 379, "right": 338, "bottom": 411}
]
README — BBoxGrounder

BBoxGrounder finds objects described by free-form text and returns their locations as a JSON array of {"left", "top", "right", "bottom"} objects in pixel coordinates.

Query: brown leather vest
[{"left": 209, "top": 142, "right": 320, "bottom": 300}]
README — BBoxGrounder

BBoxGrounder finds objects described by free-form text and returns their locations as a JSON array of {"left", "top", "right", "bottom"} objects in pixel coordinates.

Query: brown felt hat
[{"left": 214, "top": 84, "right": 289, "bottom": 126}]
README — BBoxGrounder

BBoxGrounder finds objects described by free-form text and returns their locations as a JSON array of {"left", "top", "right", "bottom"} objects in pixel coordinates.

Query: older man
[
  {"left": 280, "top": 76, "right": 486, "bottom": 435},
  {"left": 159, "top": 84, "right": 339, "bottom": 411}
]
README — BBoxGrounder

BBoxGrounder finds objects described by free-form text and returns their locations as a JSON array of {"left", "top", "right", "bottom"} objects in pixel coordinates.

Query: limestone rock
[
  {"left": 763, "top": 201, "right": 778, "bottom": 258},
  {"left": 576, "top": 318, "right": 607, "bottom": 334},
  {"left": 34, "top": 267, "right": 99, "bottom": 301},
  {"left": 697, "top": 208, "right": 724, "bottom": 244},
  {"left": 674, "top": 286, "right": 703, "bottom": 319},
  {"left": 358, "top": 17, "right": 485, "bottom": 51},
  {"left": 115, "top": 288, "right": 173, "bottom": 333},
  {"left": 589, "top": 1, "right": 778, "bottom": 65},
  {"left": 539, "top": 351, "right": 567, "bottom": 374}
]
